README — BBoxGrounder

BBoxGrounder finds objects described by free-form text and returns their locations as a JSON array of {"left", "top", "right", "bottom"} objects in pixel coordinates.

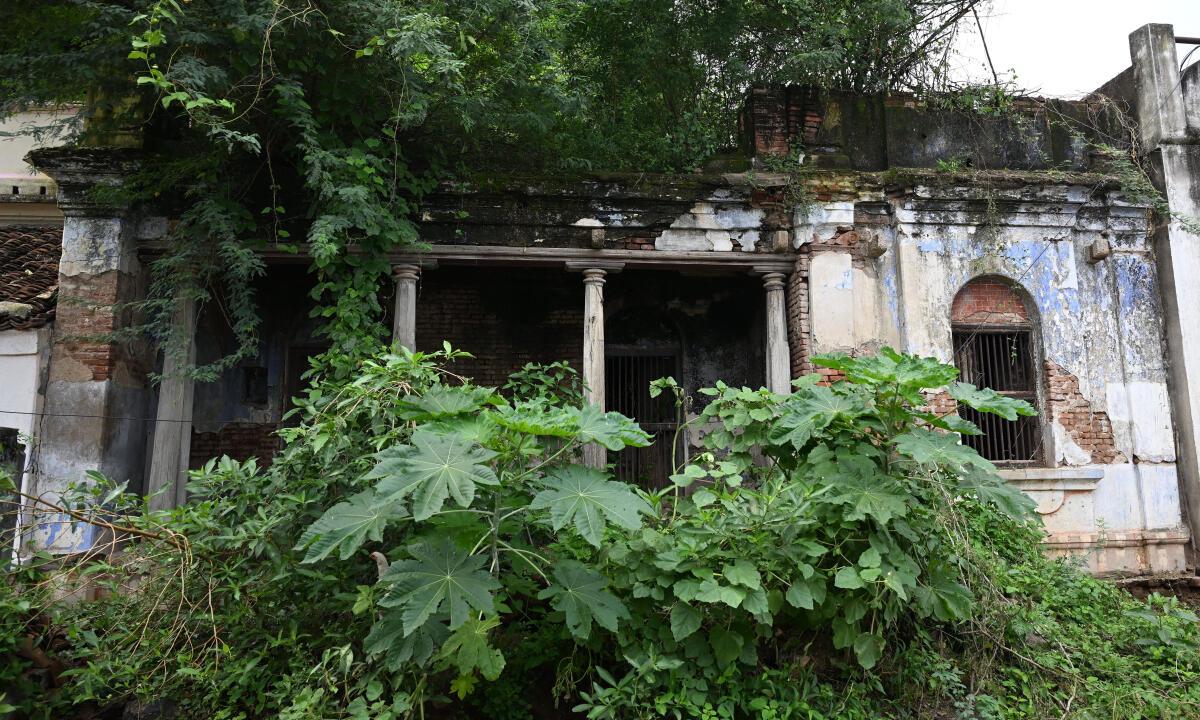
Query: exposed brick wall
[
  {"left": 616, "top": 234, "right": 656, "bottom": 251},
  {"left": 415, "top": 267, "right": 584, "bottom": 388},
  {"left": 1045, "top": 360, "right": 1124, "bottom": 464},
  {"left": 925, "top": 389, "right": 958, "bottom": 416},
  {"left": 189, "top": 423, "right": 281, "bottom": 468},
  {"left": 786, "top": 253, "right": 810, "bottom": 378},
  {"left": 951, "top": 277, "right": 1030, "bottom": 325},
  {"left": 53, "top": 270, "right": 148, "bottom": 382},
  {"left": 741, "top": 86, "right": 819, "bottom": 158},
  {"left": 814, "top": 367, "right": 846, "bottom": 386}
]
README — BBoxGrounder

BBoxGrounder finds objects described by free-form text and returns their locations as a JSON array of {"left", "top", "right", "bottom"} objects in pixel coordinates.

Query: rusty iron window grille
[
  {"left": 605, "top": 350, "right": 682, "bottom": 489},
  {"left": 951, "top": 328, "right": 1042, "bottom": 464}
]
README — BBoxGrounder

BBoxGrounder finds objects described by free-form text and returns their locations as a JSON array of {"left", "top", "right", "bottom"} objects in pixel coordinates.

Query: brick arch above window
[{"left": 950, "top": 277, "right": 1031, "bottom": 326}]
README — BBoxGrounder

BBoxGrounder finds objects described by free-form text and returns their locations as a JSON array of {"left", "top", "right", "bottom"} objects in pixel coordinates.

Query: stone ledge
[
  {"left": 998, "top": 466, "right": 1104, "bottom": 492},
  {"left": 1043, "top": 528, "right": 1190, "bottom": 551},
  {"left": 1042, "top": 528, "right": 1191, "bottom": 577}
]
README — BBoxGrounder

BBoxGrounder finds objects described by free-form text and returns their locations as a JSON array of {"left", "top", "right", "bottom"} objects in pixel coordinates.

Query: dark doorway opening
[{"left": 0, "top": 428, "right": 27, "bottom": 564}]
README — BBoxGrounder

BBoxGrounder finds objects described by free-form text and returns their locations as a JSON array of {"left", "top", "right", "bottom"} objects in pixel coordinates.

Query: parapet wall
[{"left": 740, "top": 86, "right": 1129, "bottom": 172}]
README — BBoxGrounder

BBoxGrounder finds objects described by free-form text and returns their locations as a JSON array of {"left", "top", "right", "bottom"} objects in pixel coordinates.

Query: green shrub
[{"left": 4, "top": 346, "right": 1200, "bottom": 719}]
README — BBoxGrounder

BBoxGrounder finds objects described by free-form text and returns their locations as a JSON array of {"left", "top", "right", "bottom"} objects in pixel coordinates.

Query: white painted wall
[
  {"left": 0, "top": 111, "right": 73, "bottom": 182},
  {"left": 0, "top": 328, "right": 50, "bottom": 498},
  {"left": 804, "top": 186, "right": 1189, "bottom": 574}
]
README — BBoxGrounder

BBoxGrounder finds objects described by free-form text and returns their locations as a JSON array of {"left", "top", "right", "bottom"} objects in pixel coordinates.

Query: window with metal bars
[
  {"left": 951, "top": 329, "right": 1042, "bottom": 464},
  {"left": 605, "top": 353, "right": 681, "bottom": 489}
]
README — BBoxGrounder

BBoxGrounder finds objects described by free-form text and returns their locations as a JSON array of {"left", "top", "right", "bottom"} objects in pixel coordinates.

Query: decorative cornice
[{"left": 25, "top": 146, "right": 142, "bottom": 216}]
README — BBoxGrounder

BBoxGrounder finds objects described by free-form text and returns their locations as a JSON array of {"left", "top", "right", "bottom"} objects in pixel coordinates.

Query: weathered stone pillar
[
  {"left": 25, "top": 148, "right": 156, "bottom": 552},
  {"left": 1129, "top": 25, "right": 1189, "bottom": 149},
  {"left": 1128, "top": 24, "right": 1200, "bottom": 553},
  {"left": 392, "top": 264, "right": 421, "bottom": 350},
  {"left": 760, "top": 271, "right": 792, "bottom": 394},
  {"left": 567, "top": 261, "right": 623, "bottom": 468},
  {"left": 581, "top": 268, "right": 608, "bottom": 468},
  {"left": 146, "top": 296, "right": 196, "bottom": 511}
]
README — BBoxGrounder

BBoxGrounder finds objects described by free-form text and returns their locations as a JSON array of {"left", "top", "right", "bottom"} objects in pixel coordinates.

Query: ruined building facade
[{"left": 7, "top": 25, "right": 1200, "bottom": 576}]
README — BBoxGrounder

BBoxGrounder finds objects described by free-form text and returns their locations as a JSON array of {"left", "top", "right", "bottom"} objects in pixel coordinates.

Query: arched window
[{"left": 950, "top": 278, "right": 1042, "bottom": 464}]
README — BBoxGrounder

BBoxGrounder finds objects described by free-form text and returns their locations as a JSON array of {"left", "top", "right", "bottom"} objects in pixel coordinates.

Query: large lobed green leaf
[
  {"left": 367, "top": 429, "right": 498, "bottom": 520},
  {"left": 894, "top": 427, "right": 994, "bottom": 472},
  {"left": 379, "top": 538, "right": 501, "bottom": 635},
  {"left": 814, "top": 347, "right": 959, "bottom": 394},
  {"left": 397, "top": 386, "right": 496, "bottom": 421},
  {"left": 363, "top": 613, "right": 447, "bottom": 672},
  {"left": 531, "top": 465, "right": 650, "bottom": 547},
  {"left": 573, "top": 404, "right": 652, "bottom": 450},
  {"left": 948, "top": 381, "right": 1036, "bottom": 421},
  {"left": 296, "top": 490, "right": 401, "bottom": 563},
  {"left": 769, "top": 385, "right": 868, "bottom": 449},
  {"left": 437, "top": 616, "right": 506, "bottom": 680},
  {"left": 538, "top": 561, "right": 629, "bottom": 639}
]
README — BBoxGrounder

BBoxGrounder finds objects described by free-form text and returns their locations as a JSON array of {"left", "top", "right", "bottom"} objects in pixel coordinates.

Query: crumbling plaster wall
[
  {"left": 800, "top": 178, "right": 1185, "bottom": 574},
  {"left": 420, "top": 174, "right": 793, "bottom": 254}
]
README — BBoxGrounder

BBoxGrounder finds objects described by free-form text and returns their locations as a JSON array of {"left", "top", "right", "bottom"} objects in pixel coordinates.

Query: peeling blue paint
[{"left": 916, "top": 236, "right": 945, "bottom": 254}]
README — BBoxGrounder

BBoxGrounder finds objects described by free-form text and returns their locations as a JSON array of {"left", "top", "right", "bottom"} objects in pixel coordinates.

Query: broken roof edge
[{"left": 431, "top": 167, "right": 1131, "bottom": 202}]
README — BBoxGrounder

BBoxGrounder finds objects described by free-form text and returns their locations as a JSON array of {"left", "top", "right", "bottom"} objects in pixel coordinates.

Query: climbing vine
[{"left": 2, "top": 0, "right": 992, "bottom": 376}]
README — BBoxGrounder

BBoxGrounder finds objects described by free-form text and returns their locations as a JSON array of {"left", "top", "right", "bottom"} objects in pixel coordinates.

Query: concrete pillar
[
  {"left": 581, "top": 268, "right": 608, "bottom": 468},
  {"left": 566, "top": 261, "right": 623, "bottom": 467},
  {"left": 1129, "top": 25, "right": 1188, "bottom": 150},
  {"left": 25, "top": 147, "right": 156, "bottom": 553},
  {"left": 760, "top": 271, "right": 792, "bottom": 394},
  {"left": 1127, "top": 24, "right": 1200, "bottom": 554},
  {"left": 392, "top": 264, "right": 421, "bottom": 350},
  {"left": 146, "top": 296, "right": 196, "bottom": 511}
]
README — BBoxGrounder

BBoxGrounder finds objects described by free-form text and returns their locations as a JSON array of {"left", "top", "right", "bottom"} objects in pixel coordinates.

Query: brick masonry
[
  {"left": 189, "top": 423, "right": 281, "bottom": 468},
  {"left": 950, "top": 277, "right": 1030, "bottom": 325},
  {"left": 415, "top": 266, "right": 584, "bottom": 388},
  {"left": 1045, "top": 359, "right": 1124, "bottom": 464},
  {"left": 786, "top": 253, "right": 810, "bottom": 377},
  {"left": 950, "top": 278, "right": 1121, "bottom": 464},
  {"left": 786, "top": 228, "right": 866, "bottom": 382}
]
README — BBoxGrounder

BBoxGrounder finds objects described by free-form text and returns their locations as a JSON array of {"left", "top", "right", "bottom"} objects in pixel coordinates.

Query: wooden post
[
  {"left": 760, "top": 271, "right": 792, "bottom": 395},
  {"left": 147, "top": 295, "right": 196, "bottom": 511},
  {"left": 392, "top": 264, "right": 421, "bottom": 350}
]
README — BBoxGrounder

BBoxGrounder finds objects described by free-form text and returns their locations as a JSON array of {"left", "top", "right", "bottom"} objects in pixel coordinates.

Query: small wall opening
[{"left": 0, "top": 428, "right": 27, "bottom": 561}]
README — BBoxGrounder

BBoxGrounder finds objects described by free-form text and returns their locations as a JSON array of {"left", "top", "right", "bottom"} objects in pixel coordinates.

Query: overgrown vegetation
[
  {"left": 4, "top": 3, "right": 1200, "bottom": 718},
  {"left": 3, "top": 348, "right": 1200, "bottom": 718},
  {"left": 0, "top": 0, "right": 990, "bottom": 376}
]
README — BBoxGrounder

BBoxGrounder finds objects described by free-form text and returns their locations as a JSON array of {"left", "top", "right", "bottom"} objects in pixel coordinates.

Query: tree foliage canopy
[{"left": 1, "top": 0, "right": 985, "bottom": 374}]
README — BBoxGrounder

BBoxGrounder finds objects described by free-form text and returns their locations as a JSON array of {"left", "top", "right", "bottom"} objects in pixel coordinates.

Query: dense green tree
[{"left": 0, "top": 0, "right": 984, "bottom": 374}]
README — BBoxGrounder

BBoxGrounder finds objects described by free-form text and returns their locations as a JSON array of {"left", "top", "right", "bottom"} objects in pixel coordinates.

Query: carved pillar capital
[
  {"left": 26, "top": 146, "right": 142, "bottom": 217},
  {"left": 392, "top": 263, "right": 426, "bottom": 351},
  {"left": 392, "top": 263, "right": 421, "bottom": 283},
  {"left": 760, "top": 271, "right": 787, "bottom": 291},
  {"left": 582, "top": 267, "right": 608, "bottom": 285}
]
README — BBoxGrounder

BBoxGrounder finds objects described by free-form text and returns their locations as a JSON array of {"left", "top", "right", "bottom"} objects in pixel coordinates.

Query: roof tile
[{"left": 0, "top": 226, "right": 61, "bottom": 331}]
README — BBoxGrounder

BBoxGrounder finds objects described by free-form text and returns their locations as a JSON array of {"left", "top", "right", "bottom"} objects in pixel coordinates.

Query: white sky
[{"left": 953, "top": 0, "right": 1200, "bottom": 98}]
